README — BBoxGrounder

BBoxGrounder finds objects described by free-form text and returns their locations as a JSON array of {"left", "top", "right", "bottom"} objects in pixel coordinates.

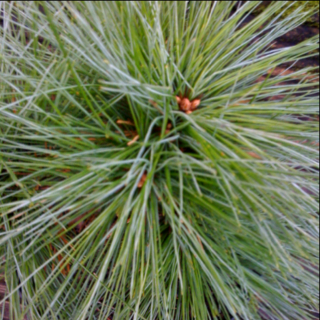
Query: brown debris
[
  {"left": 247, "top": 151, "right": 262, "bottom": 159},
  {"left": 165, "top": 122, "right": 172, "bottom": 135},
  {"left": 118, "top": 130, "right": 137, "bottom": 138},
  {"left": 13, "top": 172, "right": 30, "bottom": 176},
  {"left": 47, "top": 210, "right": 102, "bottom": 276},
  {"left": 127, "top": 135, "right": 140, "bottom": 146},
  {"left": 117, "top": 119, "right": 135, "bottom": 126},
  {"left": 138, "top": 173, "right": 147, "bottom": 188},
  {"left": 149, "top": 99, "right": 158, "bottom": 107}
]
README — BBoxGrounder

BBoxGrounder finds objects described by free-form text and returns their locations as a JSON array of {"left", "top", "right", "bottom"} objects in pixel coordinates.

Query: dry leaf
[
  {"left": 138, "top": 173, "right": 147, "bottom": 188},
  {"left": 127, "top": 135, "right": 139, "bottom": 146},
  {"left": 117, "top": 119, "right": 134, "bottom": 126}
]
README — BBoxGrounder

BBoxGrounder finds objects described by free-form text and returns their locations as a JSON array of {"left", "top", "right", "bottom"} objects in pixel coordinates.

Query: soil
[{"left": 0, "top": 279, "right": 11, "bottom": 320}]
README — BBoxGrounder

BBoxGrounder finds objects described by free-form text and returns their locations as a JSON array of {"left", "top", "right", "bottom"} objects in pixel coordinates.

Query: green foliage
[
  {"left": 255, "top": 1, "right": 319, "bottom": 27},
  {"left": 287, "top": 1, "right": 319, "bottom": 27},
  {"left": 0, "top": 1, "right": 319, "bottom": 320}
]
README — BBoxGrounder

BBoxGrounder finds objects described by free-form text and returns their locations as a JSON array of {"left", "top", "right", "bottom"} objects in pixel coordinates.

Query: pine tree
[{"left": 0, "top": 2, "right": 319, "bottom": 319}]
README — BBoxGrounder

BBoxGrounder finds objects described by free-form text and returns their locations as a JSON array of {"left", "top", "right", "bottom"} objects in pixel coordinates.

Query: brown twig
[
  {"left": 127, "top": 135, "right": 140, "bottom": 146},
  {"left": 138, "top": 172, "right": 147, "bottom": 188}
]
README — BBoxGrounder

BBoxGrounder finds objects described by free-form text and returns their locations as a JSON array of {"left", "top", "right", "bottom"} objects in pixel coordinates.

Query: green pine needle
[{"left": 0, "top": 1, "right": 319, "bottom": 320}]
